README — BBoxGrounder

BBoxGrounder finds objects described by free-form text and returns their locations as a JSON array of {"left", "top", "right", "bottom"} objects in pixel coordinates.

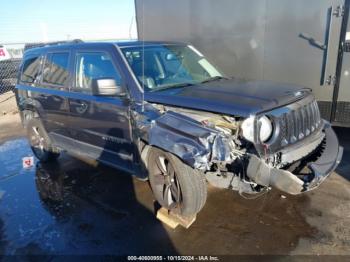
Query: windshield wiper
[
  {"left": 149, "top": 82, "right": 196, "bottom": 92},
  {"left": 201, "top": 76, "right": 229, "bottom": 84}
]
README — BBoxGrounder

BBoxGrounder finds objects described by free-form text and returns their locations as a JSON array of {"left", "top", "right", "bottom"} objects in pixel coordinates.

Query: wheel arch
[
  {"left": 140, "top": 111, "right": 233, "bottom": 171},
  {"left": 19, "top": 98, "right": 45, "bottom": 127},
  {"left": 21, "top": 108, "right": 41, "bottom": 127}
]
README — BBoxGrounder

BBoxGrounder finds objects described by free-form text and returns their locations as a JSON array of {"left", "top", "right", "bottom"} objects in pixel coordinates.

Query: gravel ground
[
  {"left": 0, "top": 92, "right": 24, "bottom": 142},
  {"left": 0, "top": 93, "right": 349, "bottom": 258}
]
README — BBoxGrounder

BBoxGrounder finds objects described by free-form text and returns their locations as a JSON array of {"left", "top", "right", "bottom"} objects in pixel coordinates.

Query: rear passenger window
[
  {"left": 20, "top": 56, "right": 42, "bottom": 84},
  {"left": 43, "top": 52, "right": 69, "bottom": 86},
  {"left": 74, "top": 52, "right": 122, "bottom": 93}
]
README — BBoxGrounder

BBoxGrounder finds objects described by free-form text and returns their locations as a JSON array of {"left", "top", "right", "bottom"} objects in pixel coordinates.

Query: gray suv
[{"left": 15, "top": 41, "right": 343, "bottom": 218}]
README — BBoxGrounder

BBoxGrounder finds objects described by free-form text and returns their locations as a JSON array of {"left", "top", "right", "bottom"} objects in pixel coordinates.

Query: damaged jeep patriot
[{"left": 16, "top": 41, "right": 343, "bottom": 217}]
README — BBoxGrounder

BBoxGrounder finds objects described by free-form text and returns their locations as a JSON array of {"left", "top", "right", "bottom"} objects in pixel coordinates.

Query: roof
[
  {"left": 115, "top": 40, "right": 187, "bottom": 47},
  {"left": 23, "top": 40, "right": 188, "bottom": 56}
]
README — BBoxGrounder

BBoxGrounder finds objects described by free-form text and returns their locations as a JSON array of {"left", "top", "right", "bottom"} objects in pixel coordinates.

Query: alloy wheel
[{"left": 152, "top": 154, "right": 182, "bottom": 210}]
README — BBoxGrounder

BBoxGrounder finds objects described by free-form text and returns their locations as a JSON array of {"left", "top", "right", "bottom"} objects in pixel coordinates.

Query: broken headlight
[{"left": 241, "top": 116, "right": 273, "bottom": 143}]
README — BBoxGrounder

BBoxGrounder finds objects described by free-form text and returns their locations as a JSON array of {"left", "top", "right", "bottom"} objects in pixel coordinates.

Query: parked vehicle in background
[{"left": 15, "top": 41, "right": 343, "bottom": 219}]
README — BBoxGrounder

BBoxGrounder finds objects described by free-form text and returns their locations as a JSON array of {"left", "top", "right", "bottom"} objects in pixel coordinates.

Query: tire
[
  {"left": 27, "top": 118, "right": 60, "bottom": 162},
  {"left": 148, "top": 147, "right": 207, "bottom": 217}
]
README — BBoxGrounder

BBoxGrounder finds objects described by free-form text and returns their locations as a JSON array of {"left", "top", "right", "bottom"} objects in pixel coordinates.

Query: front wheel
[
  {"left": 27, "top": 118, "right": 60, "bottom": 163},
  {"left": 148, "top": 147, "right": 207, "bottom": 217}
]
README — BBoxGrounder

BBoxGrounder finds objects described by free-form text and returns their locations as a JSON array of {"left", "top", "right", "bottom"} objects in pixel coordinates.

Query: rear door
[
  {"left": 38, "top": 51, "right": 71, "bottom": 142},
  {"left": 68, "top": 48, "right": 135, "bottom": 172}
]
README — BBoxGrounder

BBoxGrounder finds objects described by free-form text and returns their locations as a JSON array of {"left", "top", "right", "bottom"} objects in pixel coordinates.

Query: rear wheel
[
  {"left": 148, "top": 147, "right": 207, "bottom": 217},
  {"left": 27, "top": 118, "right": 60, "bottom": 162}
]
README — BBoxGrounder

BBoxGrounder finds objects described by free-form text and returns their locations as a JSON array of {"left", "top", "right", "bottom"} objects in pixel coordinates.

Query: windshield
[{"left": 121, "top": 44, "right": 223, "bottom": 92}]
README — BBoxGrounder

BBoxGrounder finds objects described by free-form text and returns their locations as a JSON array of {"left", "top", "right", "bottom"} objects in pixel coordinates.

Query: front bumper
[{"left": 246, "top": 122, "right": 343, "bottom": 195}]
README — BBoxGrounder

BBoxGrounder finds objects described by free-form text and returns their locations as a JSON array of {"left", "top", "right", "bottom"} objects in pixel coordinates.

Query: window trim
[
  {"left": 19, "top": 54, "right": 43, "bottom": 85},
  {"left": 40, "top": 51, "right": 71, "bottom": 89},
  {"left": 71, "top": 50, "right": 125, "bottom": 95}
]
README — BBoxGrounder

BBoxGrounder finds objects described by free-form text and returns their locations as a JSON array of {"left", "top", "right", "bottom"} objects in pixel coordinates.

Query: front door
[{"left": 68, "top": 50, "right": 135, "bottom": 172}]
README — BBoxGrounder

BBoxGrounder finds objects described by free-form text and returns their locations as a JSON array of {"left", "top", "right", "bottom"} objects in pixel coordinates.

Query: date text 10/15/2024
[{"left": 127, "top": 256, "right": 220, "bottom": 261}]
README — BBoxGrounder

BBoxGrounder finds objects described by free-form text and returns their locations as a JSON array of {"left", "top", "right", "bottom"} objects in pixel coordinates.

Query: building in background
[{"left": 135, "top": 0, "right": 350, "bottom": 126}]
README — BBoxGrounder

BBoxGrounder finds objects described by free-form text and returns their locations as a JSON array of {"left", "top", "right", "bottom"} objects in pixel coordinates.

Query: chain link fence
[
  {"left": 0, "top": 43, "right": 24, "bottom": 94},
  {"left": 0, "top": 60, "right": 21, "bottom": 94}
]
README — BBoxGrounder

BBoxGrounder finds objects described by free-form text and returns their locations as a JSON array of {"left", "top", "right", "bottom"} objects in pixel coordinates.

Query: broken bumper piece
[{"left": 246, "top": 123, "right": 343, "bottom": 195}]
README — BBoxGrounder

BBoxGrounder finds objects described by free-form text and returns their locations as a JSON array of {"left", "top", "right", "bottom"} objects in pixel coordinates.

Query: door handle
[
  {"left": 70, "top": 100, "right": 86, "bottom": 107},
  {"left": 37, "top": 94, "right": 48, "bottom": 99},
  {"left": 70, "top": 100, "right": 88, "bottom": 114},
  {"left": 299, "top": 33, "right": 326, "bottom": 50}
]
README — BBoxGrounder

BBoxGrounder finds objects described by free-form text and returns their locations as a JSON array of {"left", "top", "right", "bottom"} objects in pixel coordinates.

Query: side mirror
[{"left": 91, "top": 78, "right": 126, "bottom": 97}]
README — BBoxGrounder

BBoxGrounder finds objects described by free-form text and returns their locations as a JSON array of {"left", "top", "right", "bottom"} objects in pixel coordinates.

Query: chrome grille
[{"left": 280, "top": 99, "right": 322, "bottom": 147}]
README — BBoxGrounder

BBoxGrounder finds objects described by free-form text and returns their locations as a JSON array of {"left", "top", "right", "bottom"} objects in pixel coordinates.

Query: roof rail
[{"left": 24, "top": 39, "right": 84, "bottom": 51}]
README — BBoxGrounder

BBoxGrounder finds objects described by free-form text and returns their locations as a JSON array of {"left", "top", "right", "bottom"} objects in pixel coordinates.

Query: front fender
[{"left": 145, "top": 111, "right": 233, "bottom": 170}]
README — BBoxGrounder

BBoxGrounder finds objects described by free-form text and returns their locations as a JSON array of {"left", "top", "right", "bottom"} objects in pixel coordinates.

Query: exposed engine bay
[
  {"left": 140, "top": 99, "right": 343, "bottom": 196},
  {"left": 148, "top": 104, "right": 276, "bottom": 195}
]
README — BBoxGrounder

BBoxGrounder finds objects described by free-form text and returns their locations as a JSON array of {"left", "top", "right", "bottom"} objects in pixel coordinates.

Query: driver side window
[{"left": 73, "top": 52, "right": 122, "bottom": 93}]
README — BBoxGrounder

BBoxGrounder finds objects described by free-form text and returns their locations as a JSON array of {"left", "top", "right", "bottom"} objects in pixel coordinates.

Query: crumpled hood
[{"left": 144, "top": 79, "right": 311, "bottom": 117}]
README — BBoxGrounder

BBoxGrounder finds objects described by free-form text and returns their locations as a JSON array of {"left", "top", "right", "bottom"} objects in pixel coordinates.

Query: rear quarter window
[{"left": 20, "top": 56, "right": 42, "bottom": 84}]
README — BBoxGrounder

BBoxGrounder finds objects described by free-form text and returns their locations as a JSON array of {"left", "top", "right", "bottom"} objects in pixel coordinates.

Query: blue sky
[{"left": 0, "top": 0, "right": 137, "bottom": 44}]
